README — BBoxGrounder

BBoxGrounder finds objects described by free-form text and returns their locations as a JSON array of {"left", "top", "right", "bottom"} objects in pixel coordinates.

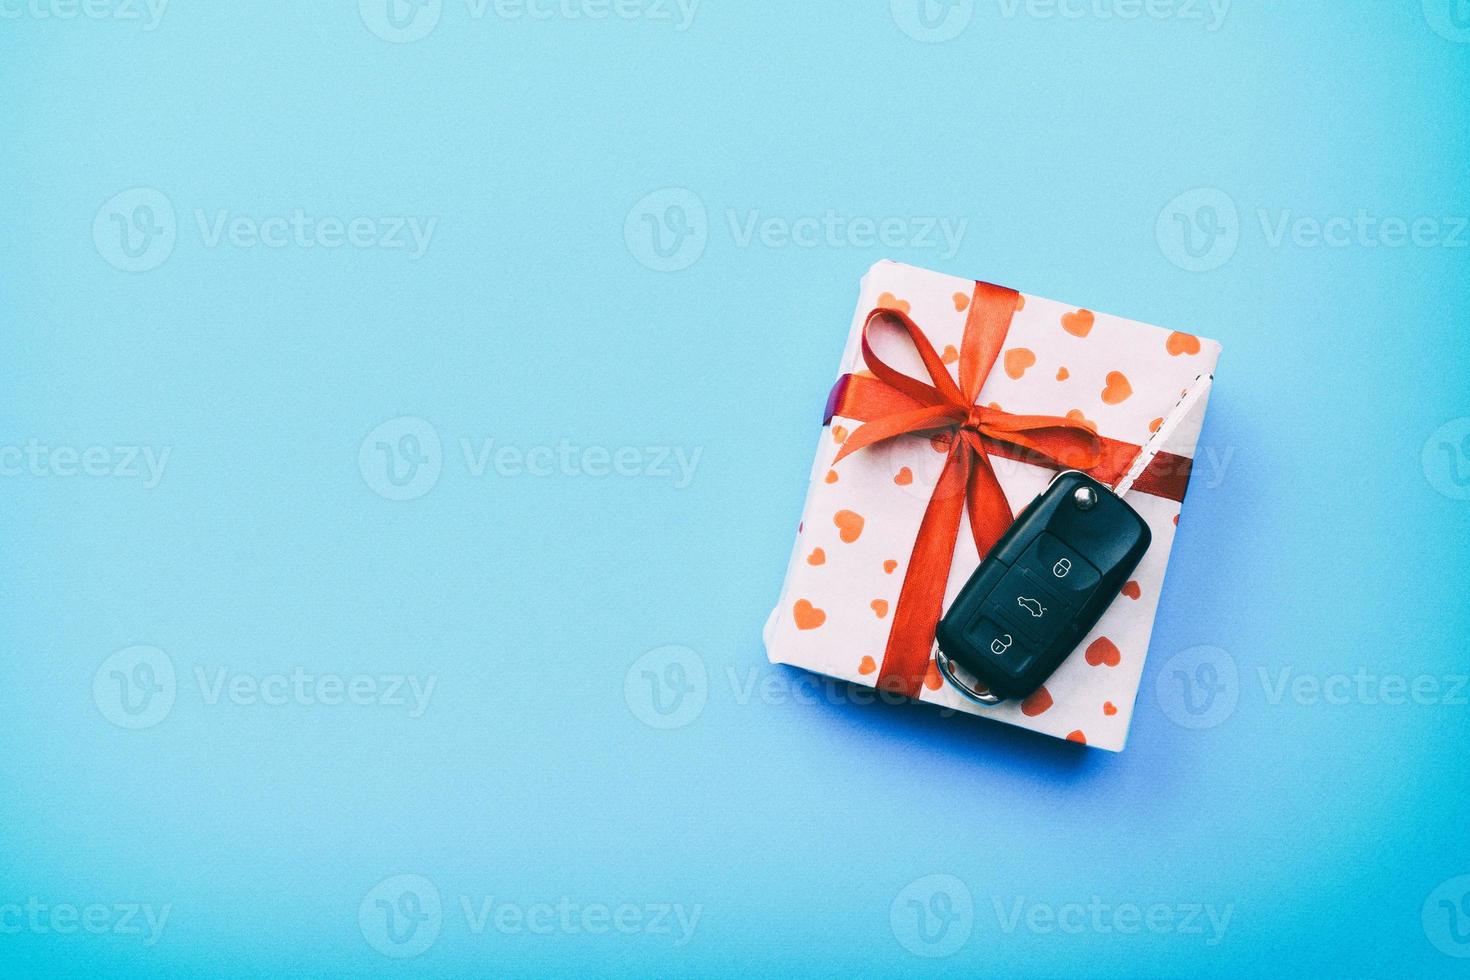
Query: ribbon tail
[
  {"left": 876, "top": 448, "right": 971, "bottom": 698},
  {"left": 964, "top": 450, "right": 1015, "bottom": 559},
  {"left": 833, "top": 404, "right": 967, "bottom": 465}
]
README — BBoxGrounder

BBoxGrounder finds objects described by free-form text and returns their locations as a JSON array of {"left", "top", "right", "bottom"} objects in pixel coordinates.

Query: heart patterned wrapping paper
[{"left": 763, "top": 260, "right": 1221, "bottom": 751}]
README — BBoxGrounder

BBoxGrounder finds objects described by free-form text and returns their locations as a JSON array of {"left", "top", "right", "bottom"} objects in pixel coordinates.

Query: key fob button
[
  {"left": 1019, "top": 532, "right": 1100, "bottom": 605},
  {"left": 960, "top": 615, "right": 1034, "bottom": 676},
  {"left": 988, "top": 566, "right": 1068, "bottom": 646}
]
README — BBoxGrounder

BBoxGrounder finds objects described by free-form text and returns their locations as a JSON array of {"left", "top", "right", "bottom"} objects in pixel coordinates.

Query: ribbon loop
[{"left": 860, "top": 307, "right": 965, "bottom": 408}]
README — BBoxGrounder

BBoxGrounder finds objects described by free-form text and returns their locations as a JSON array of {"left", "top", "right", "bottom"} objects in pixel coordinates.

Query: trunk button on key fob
[{"left": 989, "top": 566, "right": 1067, "bottom": 645}]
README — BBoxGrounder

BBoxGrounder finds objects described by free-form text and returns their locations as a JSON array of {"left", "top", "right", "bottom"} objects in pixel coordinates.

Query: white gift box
[{"left": 764, "top": 260, "right": 1221, "bottom": 751}]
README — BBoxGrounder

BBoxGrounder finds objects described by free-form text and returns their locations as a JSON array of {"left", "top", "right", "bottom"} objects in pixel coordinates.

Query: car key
[{"left": 934, "top": 470, "right": 1150, "bottom": 702}]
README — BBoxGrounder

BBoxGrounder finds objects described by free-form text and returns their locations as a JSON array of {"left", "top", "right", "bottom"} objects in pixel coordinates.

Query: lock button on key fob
[{"left": 935, "top": 471, "right": 1150, "bottom": 702}]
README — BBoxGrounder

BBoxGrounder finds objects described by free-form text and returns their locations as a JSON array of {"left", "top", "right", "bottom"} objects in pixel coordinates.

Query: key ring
[{"left": 933, "top": 643, "right": 1003, "bottom": 706}]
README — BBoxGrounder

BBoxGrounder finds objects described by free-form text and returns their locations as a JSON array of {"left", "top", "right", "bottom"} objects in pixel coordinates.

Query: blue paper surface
[{"left": 3, "top": 3, "right": 1469, "bottom": 976}]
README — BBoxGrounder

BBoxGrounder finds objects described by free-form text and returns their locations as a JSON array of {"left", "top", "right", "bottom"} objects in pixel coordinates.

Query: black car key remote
[{"left": 934, "top": 470, "right": 1150, "bottom": 702}]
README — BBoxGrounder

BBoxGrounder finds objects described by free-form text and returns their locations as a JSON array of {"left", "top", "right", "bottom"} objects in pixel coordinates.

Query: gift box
[{"left": 764, "top": 260, "right": 1221, "bottom": 751}]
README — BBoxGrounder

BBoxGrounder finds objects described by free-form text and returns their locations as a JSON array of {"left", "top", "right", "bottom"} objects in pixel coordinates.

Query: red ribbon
[{"left": 825, "top": 281, "right": 1192, "bottom": 698}]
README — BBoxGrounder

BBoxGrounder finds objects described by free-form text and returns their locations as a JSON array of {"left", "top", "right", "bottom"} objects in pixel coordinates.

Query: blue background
[{"left": 3, "top": 1, "right": 1469, "bottom": 976}]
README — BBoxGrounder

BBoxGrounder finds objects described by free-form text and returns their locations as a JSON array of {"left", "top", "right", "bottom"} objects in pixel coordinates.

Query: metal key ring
[{"left": 933, "top": 644, "right": 1003, "bottom": 706}]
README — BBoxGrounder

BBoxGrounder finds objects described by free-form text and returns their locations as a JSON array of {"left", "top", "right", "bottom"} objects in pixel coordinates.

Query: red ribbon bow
[{"left": 825, "top": 281, "right": 1184, "bottom": 698}]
